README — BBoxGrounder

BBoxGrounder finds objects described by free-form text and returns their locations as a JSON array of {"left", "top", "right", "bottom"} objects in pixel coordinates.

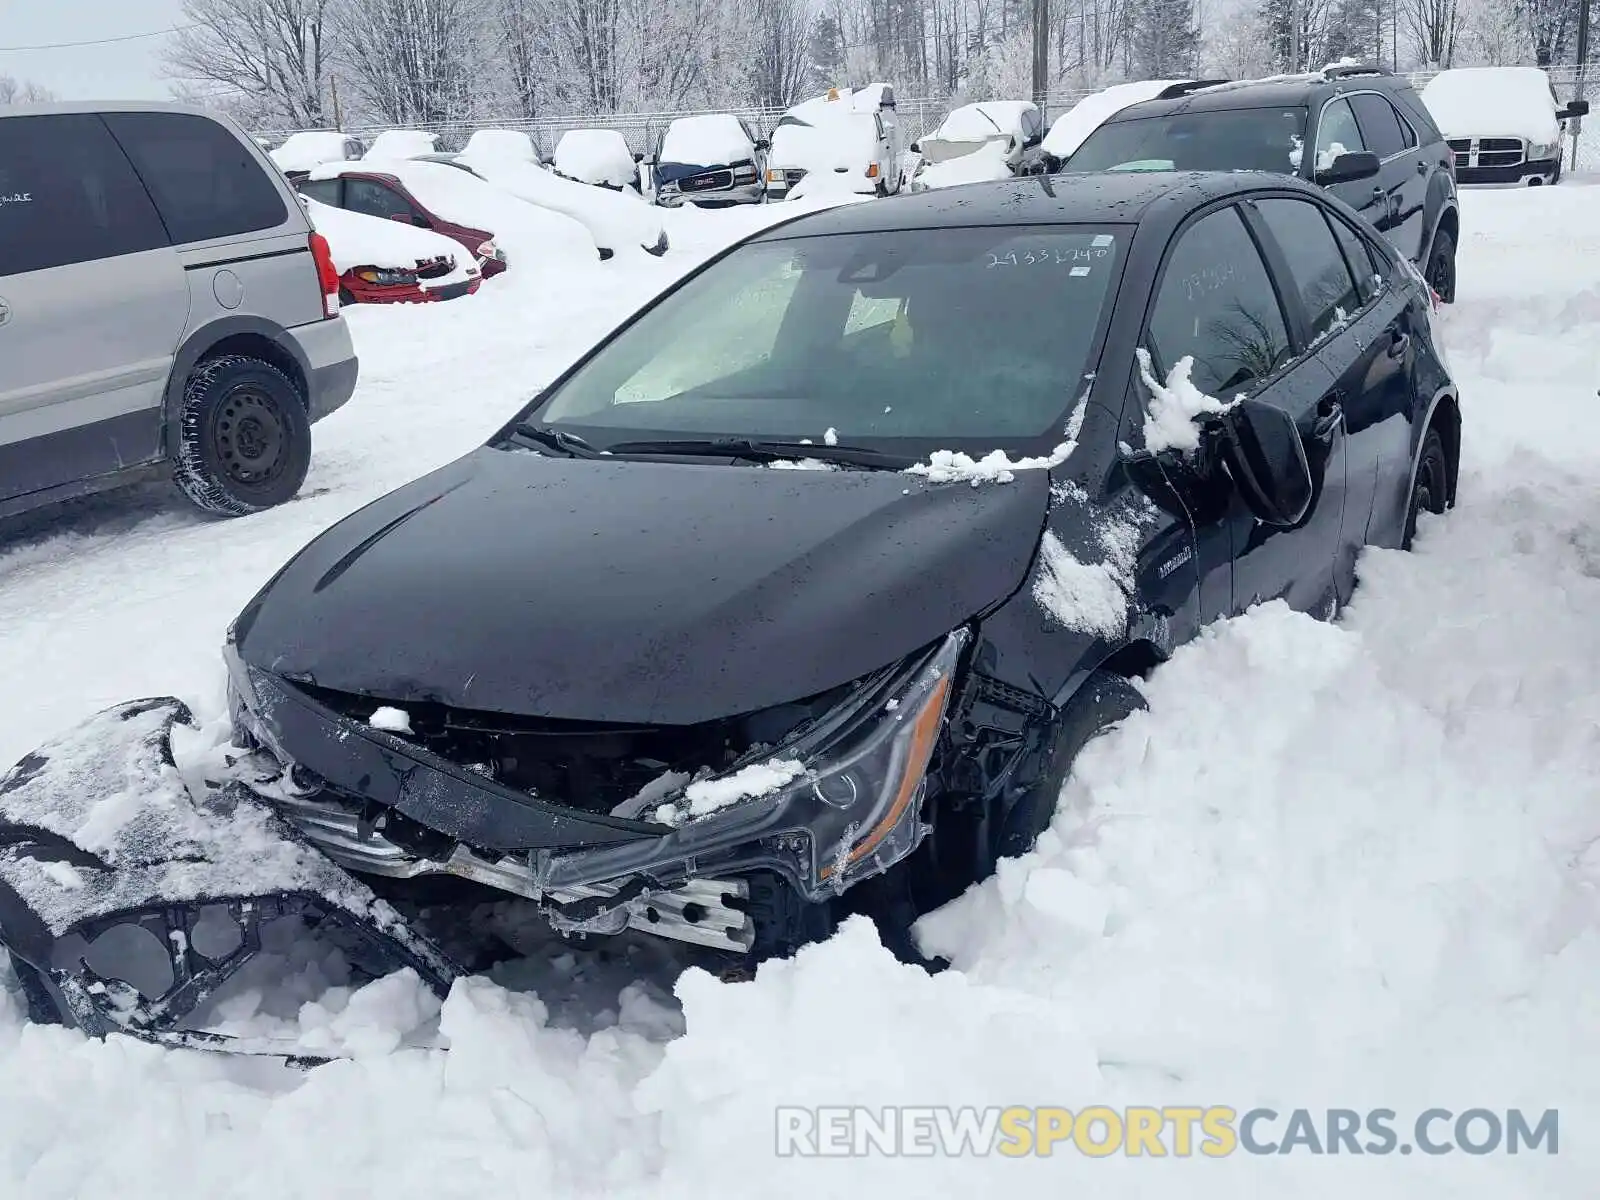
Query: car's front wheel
[
  {"left": 1427, "top": 228, "right": 1457, "bottom": 303},
  {"left": 175, "top": 354, "right": 311, "bottom": 516},
  {"left": 1402, "top": 426, "right": 1450, "bottom": 550}
]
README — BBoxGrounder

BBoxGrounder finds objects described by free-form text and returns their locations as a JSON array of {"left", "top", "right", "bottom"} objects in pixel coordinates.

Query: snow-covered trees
[
  {"left": 0, "top": 76, "right": 56, "bottom": 106},
  {"left": 156, "top": 0, "right": 1593, "bottom": 130}
]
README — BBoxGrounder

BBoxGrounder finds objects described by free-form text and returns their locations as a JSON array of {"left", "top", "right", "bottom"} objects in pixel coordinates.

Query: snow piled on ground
[{"left": 3, "top": 185, "right": 1600, "bottom": 1196}]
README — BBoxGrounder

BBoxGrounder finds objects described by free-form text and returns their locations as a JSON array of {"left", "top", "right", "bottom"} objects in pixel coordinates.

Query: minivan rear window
[
  {"left": 0, "top": 113, "right": 169, "bottom": 277},
  {"left": 103, "top": 111, "right": 288, "bottom": 245}
]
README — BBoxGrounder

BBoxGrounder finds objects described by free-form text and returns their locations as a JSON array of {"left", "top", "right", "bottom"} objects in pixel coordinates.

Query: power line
[{"left": 0, "top": 24, "right": 201, "bottom": 53}]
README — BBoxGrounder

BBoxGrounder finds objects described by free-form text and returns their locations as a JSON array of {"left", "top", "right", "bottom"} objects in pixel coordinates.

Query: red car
[
  {"left": 296, "top": 168, "right": 508, "bottom": 279},
  {"left": 337, "top": 255, "right": 483, "bottom": 305}
]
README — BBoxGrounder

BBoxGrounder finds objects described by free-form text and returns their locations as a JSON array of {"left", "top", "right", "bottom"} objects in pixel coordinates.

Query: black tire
[
  {"left": 1402, "top": 426, "right": 1450, "bottom": 550},
  {"left": 1553, "top": 156, "right": 1564, "bottom": 184},
  {"left": 1426, "top": 228, "right": 1457, "bottom": 303},
  {"left": 338, "top": 284, "right": 356, "bottom": 306},
  {"left": 994, "top": 670, "right": 1147, "bottom": 862},
  {"left": 174, "top": 355, "right": 311, "bottom": 517}
]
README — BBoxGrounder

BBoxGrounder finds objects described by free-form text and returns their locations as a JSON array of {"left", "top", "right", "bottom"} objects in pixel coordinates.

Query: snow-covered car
[
  {"left": 553, "top": 127, "right": 642, "bottom": 192},
  {"left": 301, "top": 158, "right": 601, "bottom": 275},
  {"left": 362, "top": 129, "right": 439, "bottom": 161},
  {"left": 461, "top": 128, "right": 543, "bottom": 163},
  {"left": 457, "top": 140, "right": 668, "bottom": 258},
  {"left": 1041, "top": 79, "right": 1196, "bottom": 168},
  {"left": 766, "top": 85, "right": 906, "bottom": 199},
  {"left": 653, "top": 113, "right": 768, "bottom": 207},
  {"left": 269, "top": 130, "right": 366, "bottom": 178},
  {"left": 303, "top": 196, "right": 480, "bottom": 304},
  {"left": 0, "top": 171, "right": 1464, "bottom": 1056},
  {"left": 907, "top": 100, "right": 1048, "bottom": 191},
  {"left": 1421, "top": 66, "right": 1588, "bottom": 185}
]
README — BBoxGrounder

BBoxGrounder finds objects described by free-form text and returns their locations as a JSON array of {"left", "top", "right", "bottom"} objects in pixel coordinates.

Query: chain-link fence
[{"left": 255, "top": 64, "right": 1600, "bottom": 171}]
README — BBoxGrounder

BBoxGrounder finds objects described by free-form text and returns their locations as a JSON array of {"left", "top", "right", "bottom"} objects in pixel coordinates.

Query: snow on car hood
[
  {"left": 363, "top": 130, "right": 438, "bottom": 160},
  {"left": 303, "top": 197, "right": 477, "bottom": 291},
  {"left": 659, "top": 114, "right": 755, "bottom": 168},
  {"left": 935, "top": 101, "right": 1032, "bottom": 141},
  {"left": 1422, "top": 67, "right": 1562, "bottom": 144},
  {"left": 270, "top": 131, "right": 353, "bottom": 174},
  {"left": 230, "top": 446, "right": 1050, "bottom": 725},
  {"left": 554, "top": 129, "right": 636, "bottom": 188},
  {"left": 1043, "top": 79, "right": 1189, "bottom": 159},
  {"left": 309, "top": 158, "right": 600, "bottom": 265},
  {"left": 460, "top": 129, "right": 539, "bottom": 162},
  {"left": 458, "top": 152, "right": 665, "bottom": 255},
  {"left": 914, "top": 138, "right": 1014, "bottom": 190}
]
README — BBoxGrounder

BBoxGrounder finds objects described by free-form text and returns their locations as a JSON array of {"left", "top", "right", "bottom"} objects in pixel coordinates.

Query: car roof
[
  {"left": 1103, "top": 71, "right": 1408, "bottom": 121},
  {"left": 0, "top": 99, "right": 240, "bottom": 121},
  {"left": 749, "top": 170, "right": 1321, "bottom": 239}
]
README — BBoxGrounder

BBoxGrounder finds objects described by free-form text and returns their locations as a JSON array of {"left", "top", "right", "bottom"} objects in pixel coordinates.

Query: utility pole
[
  {"left": 1288, "top": 0, "right": 1300, "bottom": 71},
  {"left": 1032, "top": 0, "right": 1050, "bottom": 108},
  {"left": 1576, "top": 0, "right": 1591, "bottom": 170},
  {"left": 330, "top": 75, "right": 343, "bottom": 130}
]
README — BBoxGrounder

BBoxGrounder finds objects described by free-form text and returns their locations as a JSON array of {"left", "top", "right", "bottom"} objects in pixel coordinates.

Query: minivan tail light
[
  {"left": 309, "top": 231, "right": 341, "bottom": 317},
  {"left": 866, "top": 161, "right": 880, "bottom": 178}
]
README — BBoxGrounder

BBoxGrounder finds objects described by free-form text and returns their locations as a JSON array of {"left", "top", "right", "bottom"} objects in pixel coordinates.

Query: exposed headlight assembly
[{"left": 531, "top": 628, "right": 971, "bottom": 902}]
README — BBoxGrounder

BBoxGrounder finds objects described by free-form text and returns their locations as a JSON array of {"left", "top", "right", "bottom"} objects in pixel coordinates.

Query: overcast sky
[{"left": 0, "top": 0, "right": 189, "bottom": 101}]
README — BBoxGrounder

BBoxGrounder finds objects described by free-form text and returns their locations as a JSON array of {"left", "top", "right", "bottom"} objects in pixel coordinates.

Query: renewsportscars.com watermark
[{"left": 775, "top": 1106, "right": 1560, "bottom": 1158}]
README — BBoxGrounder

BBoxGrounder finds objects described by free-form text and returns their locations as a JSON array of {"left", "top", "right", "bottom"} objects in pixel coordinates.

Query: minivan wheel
[
  {"left": 994, "top": 670, "right": 1147, "bottom": 863},
  {"left": 175, "top": 355, "right": 311, "bottom": 517},
  {"left": 1427, "top": 229, "right": 1457, "bottom": 303},
  {"left": 1402, "top": 427, "right": 1450, "bottom": 550}
]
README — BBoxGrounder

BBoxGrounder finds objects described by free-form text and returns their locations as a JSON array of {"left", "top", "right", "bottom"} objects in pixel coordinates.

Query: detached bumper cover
[{"left": 0, "top": 698, "right": 458, "bottom": 1056}]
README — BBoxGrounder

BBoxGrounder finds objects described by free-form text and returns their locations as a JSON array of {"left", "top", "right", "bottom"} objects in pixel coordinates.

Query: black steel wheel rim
[
  {"left": 213, "top": 386, "right": 290, "bottom": 487},
  {"left": 1429, "top": 246, "right": 1455, "bottom": 299}
]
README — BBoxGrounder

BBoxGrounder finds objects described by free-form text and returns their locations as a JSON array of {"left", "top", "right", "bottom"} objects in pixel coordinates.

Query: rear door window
[
  {"left": 0, "top": 113, "right": 169, "bottom": 276},
  {"left": 1251, "top": 197, "right": 1362, "bottom": 341},
  {"left": 1326, "top": 211, "right": 1382, "bottom": 303},
  {"left": 1146, "top": 204, "right": 1292, "bottom": 397},
  {"left": 1348, "top": 93, "right": 1408, "bottom": 159},
  {"left": 296, "top": 178, "right": 343, "bottom": 206},
  {"left": 103, "top": 111, "right": 287, "bottom": 245}
]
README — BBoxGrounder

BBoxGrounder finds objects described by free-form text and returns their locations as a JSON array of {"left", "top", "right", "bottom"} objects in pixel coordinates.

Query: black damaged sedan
[{"left": 0, "top": 171, "right": 1460, "bottom": 1045}]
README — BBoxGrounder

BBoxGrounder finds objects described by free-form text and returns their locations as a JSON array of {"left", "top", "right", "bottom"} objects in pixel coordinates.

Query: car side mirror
[
  {"left": 909, "top": 140, "right": 921, "bottom": 154},
  {"left": 1314, "top": 150, "right": 1380, "bottom": 184},
  {"left": 1561, "top": 99, "right": 1590, "bottom": 118},
  {"left": 754, "top": 138, "right": 770, "bottom": 151},
  {"left": 1214, "top": 397, "right": 1313, "bottom": 526}
]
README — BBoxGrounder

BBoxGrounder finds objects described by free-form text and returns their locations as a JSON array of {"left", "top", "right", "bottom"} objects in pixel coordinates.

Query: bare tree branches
[
  {"left": 164, "top": 0, "right": 336, "bottom": 127},
  {"left": 0, "top": 76, "right": 57, "bottom": 105},
  {"left": 1401, "top": 0, "right": 1460, "bottom": 65},
  {"left": 337, "top": 0, "right": 487, "bottom": 123}
]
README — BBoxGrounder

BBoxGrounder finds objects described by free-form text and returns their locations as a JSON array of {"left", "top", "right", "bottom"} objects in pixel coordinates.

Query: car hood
[{"left": 233, "top": 446, "right": 1050, "bottom": 725}]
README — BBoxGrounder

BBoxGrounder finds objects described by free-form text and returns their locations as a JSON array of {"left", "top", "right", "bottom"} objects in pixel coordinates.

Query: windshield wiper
[
  {"left": 509, "top": 422, "right": 604, "bottom": 458},
  {"left": 602, "top": 437, "right": 914, "bottom": 470}
]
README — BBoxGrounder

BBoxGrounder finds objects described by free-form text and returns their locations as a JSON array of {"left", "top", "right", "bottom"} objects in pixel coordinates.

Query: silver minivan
[{"left": 0, "top": 101, "right": 358, "bottom": 520}]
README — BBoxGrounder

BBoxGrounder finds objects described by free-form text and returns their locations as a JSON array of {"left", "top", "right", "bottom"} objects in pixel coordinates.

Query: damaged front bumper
[
  {"left": 0, "top": 698, "right": 459, "bottom": 1060},
  {"left": 227, "top": 629, "right": 970, "bottom": 953}
]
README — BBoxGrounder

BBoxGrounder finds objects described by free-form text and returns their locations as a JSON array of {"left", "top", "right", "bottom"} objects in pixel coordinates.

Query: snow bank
[
  {"left": 311, "top": 158, "right": 600, "bottom": 267},
  {"left": 363, "top": 130, "right": 438, "bottom": 160},
  {"left": 554, "top": 129, "right": 637, "bottom": 188},
  {"left": 304, "top": 198, "right": 477, "bottom": 292},
  {"left": 659, "top": 114, "right": 755, "bottom": 166},
  {"left": 460, "top": 129, "right": 539, "bottom": 163},
  {"left": 1421, "top": 67, "right": 1562, "bottom": 145},
  {"left": 1042, "top": 79, "right": 1188, "bottom": 159},
  {"left": 914, "top": 139, "right": 1013, "bottom": 190},
  {"left": 270, "top": 131, "right": 354, "bottom": 174},
  {"left": 460, "top": 152, "right": 665, "bottom": 256}
]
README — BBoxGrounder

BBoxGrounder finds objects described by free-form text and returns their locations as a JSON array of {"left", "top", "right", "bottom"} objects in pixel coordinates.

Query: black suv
[{"left": 1061, "top": 64, "right": 1461, "bottom": 301}]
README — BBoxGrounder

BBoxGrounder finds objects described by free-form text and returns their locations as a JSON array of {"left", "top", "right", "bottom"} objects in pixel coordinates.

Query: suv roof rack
[
  {"left": 1322, "top": 62, "right": 1394, "bottom": 79},
  {"left": 1155, "top": 78, "right": 1231, "bottom": 99}
]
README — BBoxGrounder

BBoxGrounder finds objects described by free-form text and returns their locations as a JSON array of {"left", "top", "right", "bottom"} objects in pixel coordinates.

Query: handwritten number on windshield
[{"left": 986, "top": 246, "right": 1111, "bottom": 268}]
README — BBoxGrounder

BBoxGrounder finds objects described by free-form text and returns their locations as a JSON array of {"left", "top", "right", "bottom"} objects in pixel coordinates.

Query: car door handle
[
  {"left": 1417, "top": 159, "right": 1428, "bottom": 174},
  {"left": 1386, "top": 330, "right": 1411, "bottom": 358},
  {"left": 1313, "top": 393, "right": 1344, "bottom": 439}
]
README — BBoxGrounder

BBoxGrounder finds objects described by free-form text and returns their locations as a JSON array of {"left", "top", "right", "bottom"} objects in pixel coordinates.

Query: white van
[{"left": 765, "top": 84, "right": 906, "bottom": 199}]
